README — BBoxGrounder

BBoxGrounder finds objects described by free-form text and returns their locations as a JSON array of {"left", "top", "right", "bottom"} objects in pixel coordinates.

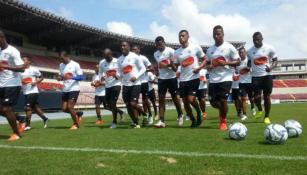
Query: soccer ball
[
  {"left": 284, "top": 120, "right": 302, "bottom": 138},
  {"left": 229, "top": 122, "right": 248, "bottom": 140},
  {"left": 264, "top": 124, "right": 288, "bottom": 144}
]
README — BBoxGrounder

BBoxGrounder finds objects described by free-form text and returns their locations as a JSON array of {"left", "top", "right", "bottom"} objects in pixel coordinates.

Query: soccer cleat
[
  {"left": 154, "top": 120, "right": 166, "bottom": 128},
  {"left": 24, "top": 126, "right": 31, "bottom": 131},
  {"left": 255, "top": 111, "right": 263, "bottom": 119},
  {"left": 251, "top": 108, "right": 256, "bottom": 116},
  {"left": 8, "top": 134, "right": 20, "bottom": 141},
  {"left": 69, "top": 124, "right": 79, "bottom": 130},
  {"left": 240, "top": 114, "right": 248, "bottom": 121},
  {"left": 178, "top": 115, "right": 184, "bottom": 127},
  {"left": 154, "top": 115, "right": 159, "bottom": 121},
  {"left": 110, "top": 123, "right": 117, "bottom": 129},
  {"left": 202, "top": 112, "right": 207, "bottom": 119},
  {"left": 18, "top": 122, "right": 26, "bottom": 133},
  {"left": 185, "top": 116, "right": 190, "bottom": 121},
  {"left": 43, "top": 118, "right": 49, "bottom": 128},
  {"left": 219, "top": 118, "right": 228, "bottom": 131},
  {"left": 148, "top": 115, "right": 154, "bottom": 125},
  {"left": 95, "top": 119, "right": 103, "bottom": 125},
  {"left": 132, "top": 124, "right": 141, "bottom": 129},
  {"left": 264, "top": 117, "right": 271, "bottom": 124}
]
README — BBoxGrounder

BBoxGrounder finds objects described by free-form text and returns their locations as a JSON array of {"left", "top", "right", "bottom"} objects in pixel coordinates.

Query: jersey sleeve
[
  {"left": 269, "top": 46, "right": 277, "bottom": 60},
  {"left": 229, "top": 45, "right": 239, "bottom": 61},
  {"left": 35, "top": 68, "right": 42, "bottom": 77},
  {"left": 135, "top": 56, "right": 146, "bottom": 79},
  {"left": 12, "top": 49, "right": 24, "bottom": 66},
  {"left": 75, "top": 63, "right": 83, "bottom": 76},
  {"left": 196, "top": 45, "right": 205, "bottom": 59}
]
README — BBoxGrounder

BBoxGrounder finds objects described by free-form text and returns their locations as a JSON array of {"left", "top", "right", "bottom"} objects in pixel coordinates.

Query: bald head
[{"left": 103, "top": 48, "right": 113, "bottom": 62}]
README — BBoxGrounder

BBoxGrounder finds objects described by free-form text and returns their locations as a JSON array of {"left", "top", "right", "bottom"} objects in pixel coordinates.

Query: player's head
[
  {"left": 155, "top": 36, "right": 166, "bottom": 51},
  {"left": 103, "top": 48, "right": 113, "bottom": 62},
  {"left": 95, "top": 64, "right": 99, "bottom": 74},
  {"left": 213, "top": 25, "right": 224, "bottom": 45},
  {"left": 253, "top": 32, "right": 263, "bottom": 48},
  {"left": 121, "top": 41, "right": 130, "bottom": 55},
  {"left": 0, "top": 29, "right": 7, "bottom": 49},
  {"left": 238, "top": 47, "right": 246, "bottom": 60},
  {"left": 131, "top": 45, "right": 140, "bottom": 55},
  {"left": 22, "top": 56, "right": 31, "bottom": 67},
  {"left": 59, "top": 51, "right": 70, "bottom": 64},
  {"left": 179, "top": 30, "right": 189, "bottom": 46}
]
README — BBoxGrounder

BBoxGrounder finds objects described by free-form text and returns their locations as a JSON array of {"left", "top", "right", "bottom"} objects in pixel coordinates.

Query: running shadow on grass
[
  {"left": 48, "top": 126, "right": 70, "bottom": 129},
  {"left": 0, "top": 134, "right": 8, "bottom": 140}
]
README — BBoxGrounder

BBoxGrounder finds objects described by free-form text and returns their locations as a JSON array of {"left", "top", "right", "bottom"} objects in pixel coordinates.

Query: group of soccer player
[{"left": 0, "top": 24, "right": 277, "bottom": 141}]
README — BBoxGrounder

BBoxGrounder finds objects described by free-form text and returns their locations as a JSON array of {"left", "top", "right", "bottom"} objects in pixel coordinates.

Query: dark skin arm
[
  {"left": 0, "top": 64, "right": 26, "bottom": 72},
  {"left": 265, "top": 58, "right": 278, "bottom": 72},
  {"left": 31, "top": 75, "right": 44, "bottom": 86},
  {"left": 193, "top": 56, "right": 207, "bottom": 73}
]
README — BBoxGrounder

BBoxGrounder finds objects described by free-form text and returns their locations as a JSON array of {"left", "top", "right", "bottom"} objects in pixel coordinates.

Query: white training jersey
[
  {"left": 99, "top": 58, "right": 121, "bottom": 88},
  {"left": 247, "top": 43, "right": 277, "bottom": 77},
  {"left": 21, "top": 66, "right": 41, "bottom": 95},
  {"left": 0, "top": 45, "right": 24, "bottom": 87},
  {"left": 92, "top": 74, "right": 105, "bottom": 96},
  {"left": 59, "top": 60, "right": 83, "bottom": 92},
  {"left": 199, "top": 69, "right": 208, "bottom": 89},
  {"left": 117, "top": 52, "right": 146, "bottom": 86},
  {"left": 231, "top": 72, "right": 240, "bottom": 89},
  {"left": 174, "top": 43, "right": 205, "bottom": 82},
  {"left": 206, "top": 41, "right": 240, "bottom": 83},
  {"left": 139, "top": 55, "right": 152, "bottom": 83},
  {"left": 154, "top": 47, "right": 176, "bottom": 79},
  {"left": 236, "top": 58, "right": 251, "bottom": 84},
  {"left": 148, "top": 71, "right": 156, "bottom": 92}
]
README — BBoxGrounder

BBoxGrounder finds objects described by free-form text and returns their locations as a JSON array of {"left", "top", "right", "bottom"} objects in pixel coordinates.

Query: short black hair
[
  {"left": 253, "top": 32, "right": 262, "bottom": 38},
  {"left": 59, "top": 50, "right": 69, "bottom": 57},
  {"left": 179, "top": 29, "right": 189, "bottom": 35},
  {"left": 238, "top": 47, "right": 246, "bottom": 52},
  {"left": 155, "top": 36, "right": 165, "bottom": 43},
  {"left": 132, "top": 45, "right": 140, "bottom": 49},
  {"left": 213, "top": 25, "right": 224, "bottom": 32},
  {"left": 121, "top": 41, "right": 130, "bottom": 46}
]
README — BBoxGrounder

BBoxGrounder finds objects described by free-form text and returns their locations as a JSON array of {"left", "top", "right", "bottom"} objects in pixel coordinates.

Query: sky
[{"left": 21, "top": 0, "right": 307, "bottom": 59}]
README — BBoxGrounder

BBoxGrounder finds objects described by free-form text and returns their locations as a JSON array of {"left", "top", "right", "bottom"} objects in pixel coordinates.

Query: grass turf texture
[{"left": 0, "top": 103, "right": 306, "bottom": 175}]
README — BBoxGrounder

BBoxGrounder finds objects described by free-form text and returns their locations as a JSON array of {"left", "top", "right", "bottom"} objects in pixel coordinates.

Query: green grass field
[{"left": 0, "top": 103, "right": 306, "bottom": 175}]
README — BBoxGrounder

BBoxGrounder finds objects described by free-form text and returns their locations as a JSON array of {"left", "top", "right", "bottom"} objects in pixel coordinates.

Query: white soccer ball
[
  {"left": 229, "top": 122, "right": 248, "bottom": 140},
  {"left": 284, "top": 120, "right": 302, "bottom": 138},
  {"left": 264, "top": 124, "right": 288, "bottom": 144}
]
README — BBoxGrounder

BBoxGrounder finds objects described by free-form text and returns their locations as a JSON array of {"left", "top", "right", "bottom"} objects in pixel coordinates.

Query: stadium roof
[{"left": 0, "top": 0, "right": 245, "bottom": 55}]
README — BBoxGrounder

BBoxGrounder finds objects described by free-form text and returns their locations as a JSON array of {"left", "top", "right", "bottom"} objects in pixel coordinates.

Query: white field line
[{"left": 0, "top": 145, "right": 306, "bottom": 161}]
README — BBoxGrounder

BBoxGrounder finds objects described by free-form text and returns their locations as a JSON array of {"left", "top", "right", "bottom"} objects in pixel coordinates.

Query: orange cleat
[
  {"left": 95, "top": 119, "right": 104, "bottom": 125},
  {"left": 69, "top": 124, "right": 79, "bottom": 130},
  {"left": 8, "top": 134, "right": 20, "bottom": 141},
  {"left": 18, "top": 122, "right": 26, "bottom": 133},
  {"left": 202, "top": 112, "right": 207, "bottom": 119},
  {"left": 219, "top": 118, "right": 228, "bottom": 131}
]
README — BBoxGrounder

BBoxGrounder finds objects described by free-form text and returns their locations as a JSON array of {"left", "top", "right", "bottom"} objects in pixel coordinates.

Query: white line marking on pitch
[{"left": 0, "top": 144, "right": 306, "bottom": 161}]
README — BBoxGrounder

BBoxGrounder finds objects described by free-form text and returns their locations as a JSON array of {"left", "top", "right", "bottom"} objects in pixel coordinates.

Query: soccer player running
[
  {"left": 173, "top": 30, "right": 207, "bottom": 128},
  {"left": 117, "top": 41, "right": 147, "bottom": 128},
  {"left": 231, "top": 71, "right": 244, "bottom": 120},
  {"left": 21, "top": 57, "right": 49, "bottom": 131},
  {"left": 206, "top": 25, "right": 240, "bottom": 130},
  {"left": 197, "top": 68, "right": 208, "bottom": 120},
  {"left": 0, "top": 30, "right": 26, "bottom": 140},
  {"left": 147, "top": 70, "right": 158, "bottom": 122},
  {"left": 98, "top": 49, "right": 124, "bottom": 128},
  {"left": 247, "top": 32, "right": 278, "bottom": 124},
  {"left": 131, "top": 45, "right": 153, "bottom": 125},
  {"left": 153, "top": 36, "right": 184, "bottom": 128},
  {"left": 57, "top": 51, "right": 84, "bottom": 130},
  {"left": 237, "top": 47, "right": 255, "bottom": 118}
]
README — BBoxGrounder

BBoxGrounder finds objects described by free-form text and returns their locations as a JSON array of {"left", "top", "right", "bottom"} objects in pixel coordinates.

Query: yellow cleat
[
  {"left": 264, "top": 117, "right": 271, "bottom": 124},
  {"left": 255, "top": 111, "right": 263, "bottom": 119}
]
